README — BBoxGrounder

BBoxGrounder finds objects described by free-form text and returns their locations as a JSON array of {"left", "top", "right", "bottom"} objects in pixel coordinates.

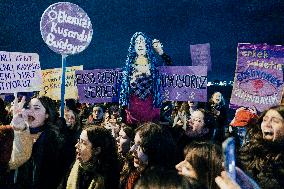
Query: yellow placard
[{"left": 39, "top": 65, "right": 83, "bottom": 100}]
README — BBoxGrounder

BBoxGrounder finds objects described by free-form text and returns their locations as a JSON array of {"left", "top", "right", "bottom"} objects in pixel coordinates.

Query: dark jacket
[{"left": 14, "top": 125, "right": 64, "bottom": 189}]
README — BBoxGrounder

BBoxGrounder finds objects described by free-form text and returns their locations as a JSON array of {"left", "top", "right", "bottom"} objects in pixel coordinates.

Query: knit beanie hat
[{"left": 230, "top": 109, "right": 258, "bottom": 127}]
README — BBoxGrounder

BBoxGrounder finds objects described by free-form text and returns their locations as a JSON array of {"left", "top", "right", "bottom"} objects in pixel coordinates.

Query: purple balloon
[{"left": 40, "top": 2, "right": 93, "bottom": 55}]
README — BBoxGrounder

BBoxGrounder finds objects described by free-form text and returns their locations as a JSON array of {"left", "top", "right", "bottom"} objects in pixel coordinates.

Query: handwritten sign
[
  {"left": 190, "top": 43, "right": 212, "bottom": 71},
  {"left": 40, "top": 2, "right": 93, "bottom": 55},
  {"left": 159, "top": 66, "right": 207, "bottom": 102},
  {"left": 0, "top": 51, "right": 42, "bottom": 93},
  {"left": 39, "top": 65, "right": 83, "bottom": 100},
  {"left": 230, "top": 43, "right": 284, "bottom": 111},
  {"left": 76, "top": 69, "right": 123, "bottom": 103}
]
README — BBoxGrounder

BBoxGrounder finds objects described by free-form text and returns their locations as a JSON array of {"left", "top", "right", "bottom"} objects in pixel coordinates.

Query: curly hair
[
  {"left": 136, "top": 122, "right": 177, "bottom": 169},
  {"left": 239, "top": 105, "right": 284, "bottom": 189},
  {"left": 85, "top": 126, "right": 120, "bottom": 189}
]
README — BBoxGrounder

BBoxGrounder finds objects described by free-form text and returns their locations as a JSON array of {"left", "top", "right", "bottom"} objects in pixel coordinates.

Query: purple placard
[
  {"left": 190, "top": 43, "right": 212, "bottom": 71},
  {"left": 230, "top": 43, "right": 284, "bottom": 112},
  {"left": 76, "top": 69, "right": 123, "bottom": 103},
  {"left": 159, "top": 66, "right": 207, "bottom": 102},
  {"left": 40, "top": 2, "right": 93, "bottom": 55}
]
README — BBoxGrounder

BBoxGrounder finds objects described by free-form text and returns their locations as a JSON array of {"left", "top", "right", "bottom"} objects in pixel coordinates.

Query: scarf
[{"left": 66, "top": 160, "right": 104, "bottom": 189}]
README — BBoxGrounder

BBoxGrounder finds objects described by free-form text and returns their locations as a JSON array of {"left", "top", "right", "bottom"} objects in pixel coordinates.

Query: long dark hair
[
  {"left": 37, "top": 96, "right": 59, "bottom": 124},
  {"left": 184, "top": 141, "right": 222, "bottom": 189},
  {"left": 136, "top": 122, "right": 177, "bottom": 169},
  {"left": 86, "top": 126, "right": 120, "bottom": 189},
  {"left": 0, "top": 98, "right": 9, "bottom": 125},
  {"left": 239, "top": 105, "right": 284, "bottom": 188}
]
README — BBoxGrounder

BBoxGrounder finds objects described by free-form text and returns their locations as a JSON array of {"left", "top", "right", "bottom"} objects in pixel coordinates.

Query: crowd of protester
[{"left": 0, "top": 92, "right": 283, "bottom": 189}]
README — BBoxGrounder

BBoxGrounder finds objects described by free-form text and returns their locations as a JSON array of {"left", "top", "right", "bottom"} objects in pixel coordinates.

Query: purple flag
[
  {"left": 230, "top": 43, "right": 284, "bottom": 112},
  {"left": 159, "top": 66, "right": 207, "bottom": 102},
  {"left": 190, "top": 43, "right": 212, "bottom": 71}
]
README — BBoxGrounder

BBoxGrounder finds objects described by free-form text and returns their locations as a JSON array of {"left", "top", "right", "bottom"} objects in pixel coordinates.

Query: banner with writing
[
  {"left": 159, "top": 66, "right": 207, "bottom": 102},
  {"left": 76, "top": 69, "right": 123, "bottom": 103},
  {"left": 40, "top": 65, "right": 83, "bottom": 100},
  {"left": 0, "top": 51, "right": 42, "bottom": 93},
  {"left": 190, "top": 43, "right": 212, "bottom": 71},
  {"left": 230, "top": 43, "right": 284, "bottom": 112}
]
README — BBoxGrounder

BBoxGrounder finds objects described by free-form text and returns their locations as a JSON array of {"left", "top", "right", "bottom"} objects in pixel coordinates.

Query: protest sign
[
  {"left": 0, "top": 51, "right": 42, "bottom": 93},
  {"left": 40, "top": 2, "right": 93, "bottom": 116},
  {"left": 190, "top": 43, "right": 212, "bottom": 71},
  {"left": 39, "top": 65, "right": 83, "bottom": 100},
  {"left": 230, "top": 43, "right": 284, "bottom": 112},
  {"left": 159, "top": 66, "right": 207, "bottom": 102},
  {"left": 76, "top": 69, "right": 123, "bottom": 103},
  {"left": 40, "top": 2, "right": 93, "bottom": 55}
]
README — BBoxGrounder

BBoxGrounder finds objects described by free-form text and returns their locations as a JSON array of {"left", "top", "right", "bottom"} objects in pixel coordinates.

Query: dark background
[{"left": 1, "top": 0, "right": 284, "bottom": 81}]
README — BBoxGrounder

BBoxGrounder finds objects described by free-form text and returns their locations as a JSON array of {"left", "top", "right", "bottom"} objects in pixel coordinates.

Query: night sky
[{"left": 1, "top": 0, "right": 284, "bottom": 81}]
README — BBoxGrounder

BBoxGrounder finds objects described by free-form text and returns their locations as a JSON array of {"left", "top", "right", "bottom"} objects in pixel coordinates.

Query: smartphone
[{"left": 222, "top": 137, "right": 236, "bottom": 180}]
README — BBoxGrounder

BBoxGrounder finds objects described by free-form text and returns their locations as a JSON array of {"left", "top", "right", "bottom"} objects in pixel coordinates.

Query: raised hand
[
  {"left": 152, "top": 39, "right": 164, "bottom": 55},
  {"left": 11, "top": 93, "right": 27, "bottom": 131}
]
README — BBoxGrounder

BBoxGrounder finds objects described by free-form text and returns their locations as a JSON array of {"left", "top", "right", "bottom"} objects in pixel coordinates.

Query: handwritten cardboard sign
[
  {"left": 230, "top": 43, "right": 284, "bottom": 111},
  {"left": 0, "top": 51, "right": 42, "bottom": 93},
  {"left": 190, "top": 43, "right": 212, "bottom": 71},
  {"left": 39, "top": 65, "right": 83, "bottom": 100}
]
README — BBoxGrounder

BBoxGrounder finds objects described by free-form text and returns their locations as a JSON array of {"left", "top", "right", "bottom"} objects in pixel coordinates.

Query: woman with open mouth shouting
[
  {"left": 8, "top": 93, "right": 65, "bottom": 189},
  {"left": 239, "top": 105, "right": 284, "bottom": 189},
  {"left": 59, "top": 126, "right": 120, "bottom": 189}
]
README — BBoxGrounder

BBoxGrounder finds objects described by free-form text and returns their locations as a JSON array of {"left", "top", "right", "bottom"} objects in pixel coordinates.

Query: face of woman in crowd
[
  {"left": 110, "top": 116, "right": 120, "bottom": 133},
  {"left": 212, "top": 92, "right": 222, "bottom": 104},
  {"left": 135, "top": 35, "right": 146, "bottom": 56},
  {"left": 261, "top": 109, "right": 284, "bottom": 142},
  {"left": 116, "top": 128, "right": 131, "bottom": 154},
  {"left": 75, "top": 130, "right": 93, "bottom": 163},
  {"left": 130, "top": 132, "right": 148, "bottom": 168},
  {"left": 65, "top": 110, "right": 76, "bottom": 127},
  {"left": 190, "top": 110, "right": 205, "bottom": 132},
  {"left": 92, "top": 107, "right": 103, "bottom": 120},
  {"left": 175, "top": 159, "right": 198, "bottom": 183},
  {"left": 26, "top": 98, "right": 48, "bottom": 128}
]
